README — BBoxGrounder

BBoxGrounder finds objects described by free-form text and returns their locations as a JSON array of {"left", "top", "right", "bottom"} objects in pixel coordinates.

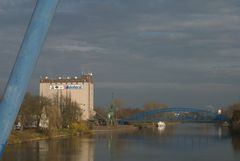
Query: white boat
[
  {"left": 157, "top": 121, "right": 166, "bottom": 133},
  {"left": 157, "top": 121, "right": 166, "bottom": 127}
]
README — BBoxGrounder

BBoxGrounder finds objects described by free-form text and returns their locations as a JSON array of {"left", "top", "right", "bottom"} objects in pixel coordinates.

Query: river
[{"left": 2, "top": 123, "right": 240, "bottom": 161}]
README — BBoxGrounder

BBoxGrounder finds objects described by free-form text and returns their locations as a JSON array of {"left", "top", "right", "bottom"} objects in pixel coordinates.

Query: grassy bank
[
  {"left": 8, "top": 122, "right": 90, "bottom": 144},
  {"left": 7, "top": 124, "right": 138, "bottom": 144},
  {"left": 8, "top": 129, "right": 61, "bottom": 144}
]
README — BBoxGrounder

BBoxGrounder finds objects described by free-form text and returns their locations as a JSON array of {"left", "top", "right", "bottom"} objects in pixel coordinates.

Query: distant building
[{"left": 39, "top": 73, "right": 95, "bottom": 121}]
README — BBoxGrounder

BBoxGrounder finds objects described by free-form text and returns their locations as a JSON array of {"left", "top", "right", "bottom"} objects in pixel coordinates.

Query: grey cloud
[
  {"left": 1, "top": 0, "right": 240, "bottom": 107},
  {"left": 96, "top": 82, "right": 235, "bottom": 90}
]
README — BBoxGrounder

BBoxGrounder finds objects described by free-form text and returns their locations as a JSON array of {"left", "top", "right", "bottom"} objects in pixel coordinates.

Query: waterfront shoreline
[
  {"left": 7, "top": 129, "right": 72, "bottom": 145},
  {"left": 91, "top": 125, "right": 137, "bottom": 133},
  {"left": 7, "top": 125, "right": 137, "bottom": 145}
]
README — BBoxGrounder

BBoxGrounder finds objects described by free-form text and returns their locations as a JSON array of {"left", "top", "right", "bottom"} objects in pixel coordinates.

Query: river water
[{"left": 2, "top": 123, "right": 240, "bottom": 161}]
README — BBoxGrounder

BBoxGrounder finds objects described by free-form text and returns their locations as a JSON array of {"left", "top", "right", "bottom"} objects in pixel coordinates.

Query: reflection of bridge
[
  {"left": 120, "top": 107, "right": 228, "bottom": 123},
  {"left": 117, "top": 128, "right": 231, "bottom": 151}
]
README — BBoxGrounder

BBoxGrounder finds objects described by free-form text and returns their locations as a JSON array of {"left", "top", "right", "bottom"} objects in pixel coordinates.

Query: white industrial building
[{"left": 39, "top": 73, "right": 95, "bottom": 121}]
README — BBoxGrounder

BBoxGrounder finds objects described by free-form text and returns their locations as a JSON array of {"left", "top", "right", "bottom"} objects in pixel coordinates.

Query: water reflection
[
  {"left": 129, "top": 124, "right": 231, "bottom": 150},
  {"left": 94, "top": 124, "right": 232, "bottom": 159},
  {"left": 2, "top": 124, "right": 240, "bottom": 161},
  {"left": 2, "top": 136, "right": 95, "bottom": 161},
  {"left": 157, "top": 126, "right": 166, "bottom": 134},
  {"left": 39, "top": 136, "right": 94, "bottom": 161},
  {"left": 232, "top": 136, "right": 240, "bottom": 153}
]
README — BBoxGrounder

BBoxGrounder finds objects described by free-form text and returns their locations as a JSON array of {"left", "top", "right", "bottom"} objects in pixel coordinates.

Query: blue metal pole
[{"left": 0, "top": 0, "right": 60, "bottom": 158}]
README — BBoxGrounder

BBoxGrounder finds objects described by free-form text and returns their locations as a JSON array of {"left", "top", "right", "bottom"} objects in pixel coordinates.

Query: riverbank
[
  {"left": 92, "top": 125, "right": 137, "bottom": 133},
  {"left": 7, "top": 125, "right": 137, "bottom": 144},
  {"left": 132, "top": 122, "right": 178, "bottom": 129},
  {"left": 8, "top": 129, "right": 73, "bottom": 144}
]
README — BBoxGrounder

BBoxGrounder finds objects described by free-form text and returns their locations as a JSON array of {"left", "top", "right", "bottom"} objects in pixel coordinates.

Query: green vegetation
[
  {"left": 8, "top": 129, "right": 48, "bottom": 144},
  {"left": 17, "top": 93, "right": 51, "bottom": 129},
  {"left": 69, "top": 122, "right": 90, "bottom": 135},
  {"left": 16, "top": 93, "right": 84, "bottom": 129},
  {"left": 9, "top": 93, "right": 91, "bottom": 144},
  {"left": 8, "top": 121, "right": 90, "bottom": 144}
]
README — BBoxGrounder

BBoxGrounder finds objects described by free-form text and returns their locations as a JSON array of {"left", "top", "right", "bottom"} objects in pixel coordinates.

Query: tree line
[
  {"left": 95, "top": 99, "right": 169, "bottom": 121},
  {"left": 223, "top": 102, "right": 240, "bottom": 134},
  {"left": 97, "top": 98, "right": 240, "bottom": 127},
  {"left": 16, "top": 92, "right": 82, "bottom": 131}
]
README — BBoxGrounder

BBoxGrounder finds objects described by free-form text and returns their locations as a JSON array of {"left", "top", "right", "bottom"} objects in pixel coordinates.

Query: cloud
[
  {"left": 1, "top": 0, "right": 240, "bottom": 107},
  {"left": 0, "top": 0, "right": 33, "bottom": 12},
  {"left": 0, "top": 0, "right": 30, "bottom": 6},
  {"left": 54, "top": 44, "right": 103, "bottom": 53},
  {"left": 95, "top": 82, "right": 234, "bottom": 90}
]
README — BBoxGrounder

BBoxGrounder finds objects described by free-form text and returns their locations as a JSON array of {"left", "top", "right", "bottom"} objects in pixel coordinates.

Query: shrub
[{"left": 70, "top": 122, "right": 89, "bottom": 135}]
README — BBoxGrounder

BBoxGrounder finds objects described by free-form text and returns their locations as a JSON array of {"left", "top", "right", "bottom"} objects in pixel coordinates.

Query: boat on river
[{"left": 157, "top": 121, "right": 166, "bottom": 127}]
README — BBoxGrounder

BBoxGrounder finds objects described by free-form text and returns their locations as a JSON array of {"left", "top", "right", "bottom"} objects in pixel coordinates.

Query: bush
[{"left": 70, "top": 122, "right": 89, "bottom": 135}]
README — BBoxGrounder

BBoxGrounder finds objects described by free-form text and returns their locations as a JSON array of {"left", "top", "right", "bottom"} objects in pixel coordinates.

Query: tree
[
  {"left": 224, "top": 102, "right": 240, "bottom": 119},
  {"left": 38, "top": 96, "right": 52, "bottom": 126},
  {"left": 18, "top": 93, "right": 51, "bottom": 129},
  {"left": 117, "top": 108, "right": 142, "bottom": 119},
  {"left": 229, "top": 110, "right": 240, "bottom": 134},
  {"left": 46, "top": 105, "right": 62, "bottom": 132},
  {"left": 61, "top": 95, "right": 82, "bottom": 128},
  {"left": 143, "top": 101, "right": 168, "bottom": 111}
]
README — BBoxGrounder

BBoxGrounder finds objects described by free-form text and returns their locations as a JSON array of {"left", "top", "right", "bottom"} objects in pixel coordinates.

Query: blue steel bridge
[{"left": 119, "top": 107, "right": 228, "bottom": 124}]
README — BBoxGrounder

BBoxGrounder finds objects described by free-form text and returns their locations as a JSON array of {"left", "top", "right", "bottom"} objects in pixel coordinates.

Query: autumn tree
[
  {"left": 45, "top": 104, "right": 62, "bottom": 136},
  {"left": 143, "top": 101, "right": 168, "bottom": 111},
  {"left": 61, "top": 95, "right": 81, "bottom": 128},
  {"left": 224, "top": 102, "right": 240, "bottom": 119},
  {"left": 18, "top": 93, "right": 51, "bottom": 128},
  {"left": 117, "top": 108, "right": 143, "bottom": 119}
]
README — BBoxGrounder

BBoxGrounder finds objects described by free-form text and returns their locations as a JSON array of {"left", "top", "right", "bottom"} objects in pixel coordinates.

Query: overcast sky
[{"left": 1, "top": 0, "right": 240, "bottom": 108}]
